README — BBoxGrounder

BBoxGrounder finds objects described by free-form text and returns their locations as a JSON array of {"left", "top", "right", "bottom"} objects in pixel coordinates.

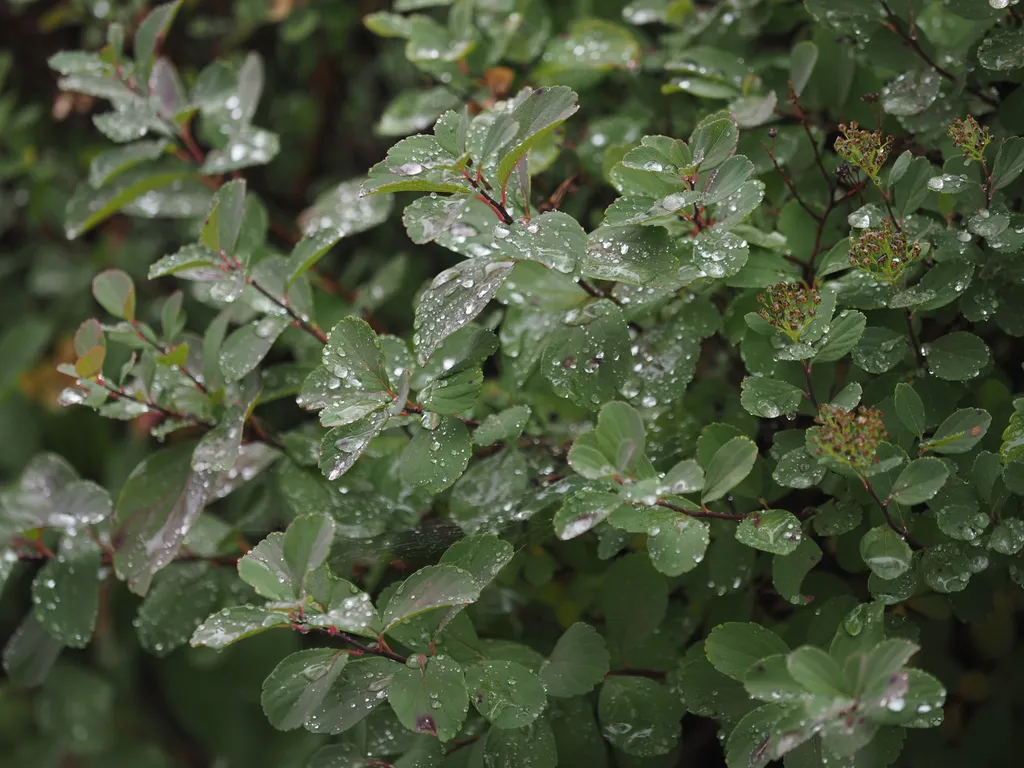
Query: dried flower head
[
  {"left": 848, "top": 220, "right": 921, "bottom": 286},
  {"left": 757, "top": 282, "right": 822, "bottom": 342},
  {"left": 947, "top": 115, "right": 991, "bottom": 164},
  {"left": 834, "top": 122, "right": 893, "bottom": 184},
  {"left": 812, "top": 404, "right": 887, "bottom": 473}
]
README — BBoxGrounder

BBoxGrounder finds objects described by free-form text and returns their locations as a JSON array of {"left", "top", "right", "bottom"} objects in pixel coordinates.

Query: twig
[
  {"left": 246, "top": 278, "right": 329, "bottom": 344},
  {"left": 655, "top": 499, "right": 747, "bottom": 521},
  {"left": 880, "top": 2, "right": 998, "bottom": 108},
  {"left": 903, "top": 308, "right": 925, "bottom": 368},
  {"left": 864, "top": 479, "right": 925, "bottom": 550},
  {"left": 98, "top": 379, "right": 213, "bottom": 429},
  {"left": 764, "top": 140, "right": 820, "bottom": 223},
  {"left": 802, "top": 361, "right": 820, "bottom": 409},
  {"left": 789, "top": 84, "right": 831, "bottom": 187}
]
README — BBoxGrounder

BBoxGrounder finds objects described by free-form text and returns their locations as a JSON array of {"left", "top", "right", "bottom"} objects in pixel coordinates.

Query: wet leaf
[
  {"left": 381, "top": 565, "right": 481, "bottom": 632},
  {"left": 860, "top": 526, "right": 913, "bottom": 580},
  {"left": 539, "top": 623, "right": 609, "bottom": 697},
  {"left": 890, "top": 458, "right": 949, "bottom": 506},
  {"left": 413, "top": 258, "right": 515, "bottom": 364},
  {"left": 598, "top": 676, "right": 680, "bottom": 757},
  {"left": 735, "top": 510, "right": 804, "bottom": 555},
  {"left": 702, "top": 437, "right": 758, "bottom": 504},
  {"left": 465, "top": 660, "right": 546, "bottom": 728},
  {"left": 388, "top": 654, "right": 469, "bottom": 742},
  {"left": 706, "top": 623, "right": 789, "bottom": 681}
]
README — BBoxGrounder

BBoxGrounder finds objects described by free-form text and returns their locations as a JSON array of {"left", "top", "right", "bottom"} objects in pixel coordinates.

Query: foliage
[{"left": 4, "top": 0, "right": 1024, "bottom": 766}]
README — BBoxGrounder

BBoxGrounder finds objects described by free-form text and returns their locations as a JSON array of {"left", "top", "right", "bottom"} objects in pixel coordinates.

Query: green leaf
[
  {"left": 134, "top": 2, "right": 182, "bottom": 75},
  {"left": 542, "top": 300, "right": 631, "bottom": 411},
  {"left": 288, "top": 179, "right": 394, "bottom": 283},
  {"left": 790, "top": 41, "right": 818, "bottom": 97},
  {"left": 724, "top": 703, "right": 786, "bottom": 768},
  {"left": 400, "top": 417, "right": 472, "bottom": 492},
  {"left": 648, "top": 515, "right": 711, "bottom": 576},
  {"left": 772, "top": 538, "right": 823, "bottom": 605},
  {"left": 599, "top": 553, "right": 667, "bottom": 649},
  {"left": 190, "top": 605, "right": 290, "bottom": 649},
  {"left": 2, "top": 614, "right": 63, "bottom": 688},
  {"left": 992, "top": 137, "right": 1024, "bottom": 191},
  {"left": 362, "top": 134, "right": 472, "bottom": 197},
  {"left": 920, "top": 408, "right": 991, "bottom": 455},
  {"left": 786, "top": 646, "right": 850, "bottom": 697},
  {"left": 598, "top": 677, "right": 680, "bottom": 757},
  {"left": 688, "top": 111, "right": 738, "bottom": 171},
  {"left": 813, "top": 310, "right": 866, "bottom": 363},
  {"left": 418, "top": 366, "right": 482, "bottom": 415},
  {"left": 554, "top": 488, "right": 623, "bottom": 540},
  {"left": 682, "top": 228, "right": 749, "bottom": 281},
  {"left": 35, "top": 663, "right": 115, "bottom": 754},
  {"left": 465, "top": 660, "right": 546, "bottom": 728},
  {"left": 322, "top": 317, "right": 395, "bottom": 405},
  {"left": 484, "top": 719, "right": 558, "bottom": 768},
  {"left": 705, "top": 623, "right": 789, "bottom": 681},
  {"left": 304, "top": 568, "right": 379, "bottom": 637},
  {"left": 881, "top": 69, "right": 941, "bottom": 117},
  {"left": 743, "top": 655, "right": 805, "bottom": 704},
  {"left": 237, "top": 513, "right": 336, "bottom": 601},
  {"left": 539, "top": 623, "right": 610, "bottom": 697},
  {"left": 535, "top": 20, "right": 639, "bottom": 81},
  {"left": 496, "top": 86, "right": 580, "bottom": 185},
  {"left": 860, "top": 526, "right": 913, "bottom": 580},
  {"left": 773, "top": 448, "right": 826, "bottom": 490},
  {"left": 381, "top": 564, "right": 481, "bottom": 632},
  {"left": 924, "top": 332, "right": 990, "bottom": 381},
  {"left": 65, "top": 159, "right": 197, "bottom": 239},
  {"left": 201, "top": 127, "right": 280, "bottom": 173},
  {"left": 495, "top": 212, "right": 586, "bottom": 274},
  {"left": 894, "top": 383, "right": 925, "bottom": 438},
  {"left": 135, "top": 563, "right": 226, "bottom": 656},
  {"left": 740, "top": 376, "right": 803, "bottom": 419},
  {"left": 305, "top": 656, "right": 397, "bottom": 735},
  {"left": 319, "top": 410, "right": 391, "bottom": 481},
  {"left": 473, "top": 405, "right": 531, "bottom": 446},
  {"left": 568, "top": 401, "right": 652, "bottom": 480},
  {"left": 890, "top": 457, "right": 950, "bottom": 506},
  {"left": 113, "top": 444, "right": 214, "bottom": 596},
  {"left": 702, "top": 437, "right": 758, "bottom": 504},
  {"left": 388, "top": 654, "right": 468, "bottom": 742},
  {"left": 31, "top": 535, "right": 100, "bottom": 648},
  {"left": 920, "top": 543, "right": 973, "bottom": 594},
  {"left": 449, "top": 449, "right": 531, "bottom": 534},
  {"left": 218, "top": 316, "right": 290, "bottom": 383},
  {"left": 581, "top": 225, "right": 677, "bottom": 286},
  {"left": 978, "top": 29, "right": 1024, "bottom": 73},
  {"left": 261, "top": 648, "right": 347, "bottom": 731},
  {"left": 439, "top": 534, "right": 515, "bottom": 588},
  {"left": 414, "top": 258, "right": 515, "bottom": 364},
  {"left": 88, "top": 140, "right": 171, "bottom": 187},
  {"left": 735, "top": 510, "right": 804, "bottom": 555},
  {"left": 92, "top": 269, "right": 136, "bottom": 321}
]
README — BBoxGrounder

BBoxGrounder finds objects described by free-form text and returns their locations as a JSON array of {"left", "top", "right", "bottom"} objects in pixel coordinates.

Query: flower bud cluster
[
  {"left": 947, "top": 115, "right": 991, "bottom": 164},
  {"left": 834, "top": 122, "right": 893, "bottom": 184},
  {"left": 757, "top": 282, "right": 821, "bottom": 342},
  {"left": 848, "top": 220, "right": 921, "bottom": 285},
  {"left": 812, "top": 405, "right": 887, "bottom": 473}
]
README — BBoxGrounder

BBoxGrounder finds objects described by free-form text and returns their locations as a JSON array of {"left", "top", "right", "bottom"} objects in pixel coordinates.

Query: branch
[
  {"left": 802, "top": 361, "right": 820, "bottom": 409},
  {"left": 880, "top": 2, "right": 998, "bottom": 108},
  {"left": 246, "top": 278, "right": 329, "bottom": 344},
  {"left": 655, "top": 499, "right": 747, "bottom": 521},
  {"left": 864, "top": 479, "right": 925, "bottom": 550}
]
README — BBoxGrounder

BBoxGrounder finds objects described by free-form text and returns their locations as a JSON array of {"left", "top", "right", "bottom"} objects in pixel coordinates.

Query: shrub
[{"left": 3, "top": 0, "right": 1024, "bottom": 766}]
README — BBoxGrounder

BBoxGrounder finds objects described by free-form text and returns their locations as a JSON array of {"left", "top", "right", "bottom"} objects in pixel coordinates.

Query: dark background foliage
[{"left": 3, "top": 0, "right": 1024, "bottom": 767}]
